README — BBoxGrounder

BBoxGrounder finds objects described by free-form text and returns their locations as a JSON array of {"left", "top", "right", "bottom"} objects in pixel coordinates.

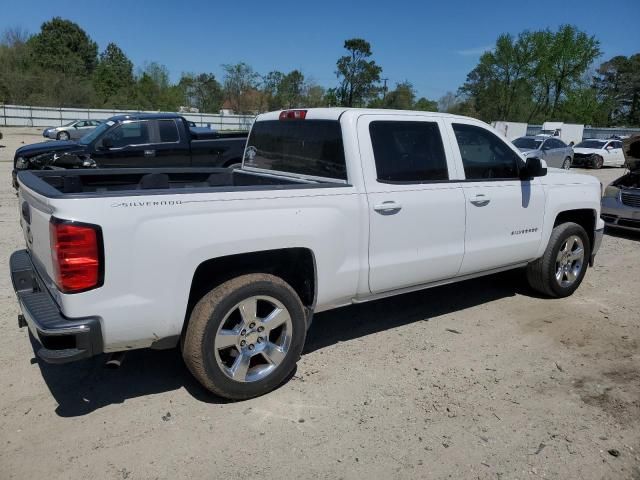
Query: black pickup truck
[{"left": 12, "top": 113, "right": 247, "bottom": 188}]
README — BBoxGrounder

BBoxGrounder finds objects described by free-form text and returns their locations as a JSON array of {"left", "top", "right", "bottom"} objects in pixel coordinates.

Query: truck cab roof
[
  {"left": 255, "top": 107, "right": 471, "bottom": 122},
  {"left": 108, "top": 113, "right": 184, "bottom": 122}
]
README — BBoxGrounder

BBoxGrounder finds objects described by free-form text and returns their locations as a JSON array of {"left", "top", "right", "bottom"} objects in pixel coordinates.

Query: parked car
[
  {"left": 601, "top": 135, "right": 640, "bottom": 231},
  {"left": 572, "top": 139, "right": 626, "bottom": 169},
  {"left": 12, "top": 113, "right": 248, "bottom": 188},
  {"left": 512, "top": 135, "right": 574, "bottom": 169},
  {"left": 43, "top": 119, "right": 103, "bottom": 141},
  {"left": 11, "top": 108, "right": 604, "bottom": 399}
]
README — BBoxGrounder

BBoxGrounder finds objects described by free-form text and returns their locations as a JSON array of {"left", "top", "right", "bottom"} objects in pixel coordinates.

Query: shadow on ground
[
  {"left": 35, "top": 269, "right": 528, "bottom": 417},
  {"left": 604, "top": 226, "right": 640, "bottom": 242}
]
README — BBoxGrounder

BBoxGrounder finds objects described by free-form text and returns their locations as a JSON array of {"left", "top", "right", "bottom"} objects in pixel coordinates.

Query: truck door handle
[
  {"left": 144, "top": 149, "right": 156, "bottom": 157},
  {"left": 374, "top": 201, "right": 402, "bottom": 215},
  {"left": 470, "top": 194, "right": 490, "bottom": 207}
]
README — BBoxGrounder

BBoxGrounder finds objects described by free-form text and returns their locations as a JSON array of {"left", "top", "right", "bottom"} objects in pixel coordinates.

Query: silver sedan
[
  {"left": 43, "top": 119, "right": 103, "bottom": 141},
  {"left": 513, "top": 135, "right": 574, "bottom": 169}
]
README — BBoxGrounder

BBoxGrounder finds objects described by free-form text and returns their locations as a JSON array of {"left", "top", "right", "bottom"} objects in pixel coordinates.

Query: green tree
[
  {"left": 594, "top": 54, "right": 640, "bottom": 126},
  {"left": 460, "top": 26, "right": 601, "bottom": 123},
  {"left": 261, "top": 70, "right": 285, "bottom": 110},
  {"left": 335, "top": 38, "right": 382, "bottom": 107},
  {"left": 414, "top": 97, "right": 438, "bottom": 111},
  {"left": 222, "top": 62, "right": 260, "bottom": 113},
  {"left": 280, "top": 70, "right": 305, "bottom": 108},
  {"left": 29, "top": 17, "right": 97, "bottom": 76},
  {"left": 302, "top": 82, "right": 326, "bottom": 107},
  {"left": 179, "top": 73, "right": 223, "bottom": 112},
  {"left": 93, "top": 43, "right": 134, "bottom": 107},
  {"left": 369, "top": 81, "right": 415, "bottom": 109}
]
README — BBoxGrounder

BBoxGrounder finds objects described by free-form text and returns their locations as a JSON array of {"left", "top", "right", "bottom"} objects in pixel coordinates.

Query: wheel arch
[
  {"left": 183, "top": 248, "right": 317, "bottom": 335},
  {"left": 552, "top": 208, "right": 597, "bottom": 252}
]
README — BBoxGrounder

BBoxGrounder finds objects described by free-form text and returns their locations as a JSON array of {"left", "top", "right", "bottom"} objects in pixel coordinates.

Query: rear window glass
[
  {"left": 244, "top": 120, "right": 346, "bottom": 180},
  {"left": 370, "top": 121, "right": 448, "bottom": 182},
  {"left": 158, "top": 120, "right": 179, "bottom": 142}
]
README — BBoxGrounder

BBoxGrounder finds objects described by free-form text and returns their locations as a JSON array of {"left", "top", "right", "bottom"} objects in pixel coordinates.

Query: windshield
[
  {"left": 78, "top": 121, "right": 113, "bottom": 145},
  {"left": 575, "top": 140, "right": 606, "bottom": 149},
  {"left": 513, "top": 137, "right": 542, "bottom": 150}
]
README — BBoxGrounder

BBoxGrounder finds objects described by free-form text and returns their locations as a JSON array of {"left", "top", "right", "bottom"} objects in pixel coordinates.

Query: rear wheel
[
  {"left": 182, "top": 273, "right": 307, "bottom": 399},
  {"left": 526, "top": 222, "right": 590, "bottom": 298},
  {"left": 562, "top": 157, "right": 572, "bottom": 170}
]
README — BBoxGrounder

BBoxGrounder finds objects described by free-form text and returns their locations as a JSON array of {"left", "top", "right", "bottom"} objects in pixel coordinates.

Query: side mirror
[
  {"left": 100, "top": 137, "right": 114, "bottom": 150},
  {"left": 521, "top": 157, "right": 547, "bottom": 179}
]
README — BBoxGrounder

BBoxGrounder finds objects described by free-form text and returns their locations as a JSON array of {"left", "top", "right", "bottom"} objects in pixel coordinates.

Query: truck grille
[{"left": 621, "top": 192, "right": 640, "bottom": 208}]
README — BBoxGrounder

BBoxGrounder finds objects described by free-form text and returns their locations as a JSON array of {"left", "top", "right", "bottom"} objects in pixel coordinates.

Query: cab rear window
[{"left": 244, "top": 120, "right": 347, "bottom": 180}]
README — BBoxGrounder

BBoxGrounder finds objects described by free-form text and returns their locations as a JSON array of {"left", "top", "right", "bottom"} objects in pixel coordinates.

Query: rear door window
[
  {"left": 244, "top": 120, "right": 346, "bottom": 180},
  {"left": 158, "top": 119, "right": 180, "bottom": 143},
  {"left": 369, "top": 121, "right": 448, "bottom": 182},
  {"left": 452, "top": 123, "right": 521, "bottom": 180}
]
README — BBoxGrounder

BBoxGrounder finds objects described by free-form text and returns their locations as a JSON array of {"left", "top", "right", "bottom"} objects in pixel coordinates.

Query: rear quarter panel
[{"left": 48, "top": 186, "right": 367, "bottom": 351}]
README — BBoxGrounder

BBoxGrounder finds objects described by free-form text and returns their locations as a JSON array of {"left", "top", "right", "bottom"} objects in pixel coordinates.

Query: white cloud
[{"left": 456, "top": 45, "right": 493, "bottom": 56}]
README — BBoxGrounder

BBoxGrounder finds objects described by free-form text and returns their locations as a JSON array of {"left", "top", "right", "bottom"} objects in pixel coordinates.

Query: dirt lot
[{"left": 0, "top": 127, "right": 638, "bottom": 479}]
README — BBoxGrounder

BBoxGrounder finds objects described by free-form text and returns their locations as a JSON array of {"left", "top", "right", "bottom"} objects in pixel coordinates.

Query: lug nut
[
  {"left": 240, "top": 340, "right": 246, "bottom": 347},
  {"left": 249, "top": 344, "right": 255, "bottom": 350},
  {"left": 257, "top": 337, "right": 263, "bottom": 344},
  {"left": 249, "top": 322, "right": 256, "bottom": 329},
  {"left": 241, "top": 329, "right": 247, "bottom": 336},
  {"left": 257, "top": 326, "right": 264, "bottom": 332}
]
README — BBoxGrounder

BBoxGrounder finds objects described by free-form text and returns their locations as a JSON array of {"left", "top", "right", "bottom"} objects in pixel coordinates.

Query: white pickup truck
[{"left": 11, "top": 108, "right": 604, "bottom": 399}]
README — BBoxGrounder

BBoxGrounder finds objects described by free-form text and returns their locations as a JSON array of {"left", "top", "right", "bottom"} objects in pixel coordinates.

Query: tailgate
[{"left": 18, "top": 184, "right": 56, "bottom": 284}]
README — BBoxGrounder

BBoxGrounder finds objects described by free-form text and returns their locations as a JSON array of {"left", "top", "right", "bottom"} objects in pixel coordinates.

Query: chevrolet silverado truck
[
  {"left": 12, "top": 113, "right": 247, "bottom": 188},
  {"left": 10, "top": 108, "right": 604, "bottom": 399}
]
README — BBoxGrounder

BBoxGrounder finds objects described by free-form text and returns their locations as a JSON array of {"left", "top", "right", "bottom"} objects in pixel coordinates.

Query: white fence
[{"left": 0, "top": 104, "right": 255, "bottom": 131}]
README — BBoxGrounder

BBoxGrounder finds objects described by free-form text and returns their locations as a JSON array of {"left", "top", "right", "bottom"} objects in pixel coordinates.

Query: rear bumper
[{"left": 10, "top": 249, "right": 103, "bottom": 364}]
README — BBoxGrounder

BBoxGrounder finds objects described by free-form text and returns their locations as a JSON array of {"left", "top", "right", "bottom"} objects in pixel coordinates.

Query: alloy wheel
[
  {"left": 555, "top": 235, "right": 585, "bottom": 288},
  {"left": 214, "top": 295, "right": 292, "bottom": 383}
]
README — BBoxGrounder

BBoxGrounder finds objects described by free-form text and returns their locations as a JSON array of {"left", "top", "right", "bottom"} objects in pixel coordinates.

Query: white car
[
  {"left": 572, "top": 139, "right": 626, "bottom": 168},
  {"left": 11, "top": 108, "right": 604, "bottom": 399}
]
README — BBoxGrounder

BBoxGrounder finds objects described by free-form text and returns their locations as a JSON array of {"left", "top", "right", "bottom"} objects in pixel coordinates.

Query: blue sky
[{"left": 2, "top": 0, "right": 639, "bottom": 100}]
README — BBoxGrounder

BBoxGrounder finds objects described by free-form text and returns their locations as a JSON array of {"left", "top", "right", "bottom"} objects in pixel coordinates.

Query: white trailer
[
  {"left": 540, "top": 122, "right": 584, "bottom": 145},
  {"left": 492, "top": 121, "right": 528, "bottom": 141}
]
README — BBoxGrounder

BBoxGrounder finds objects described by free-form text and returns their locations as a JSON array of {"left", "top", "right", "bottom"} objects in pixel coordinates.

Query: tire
[
  {"left": 57, "top": 131, "right": 69, "bottom": 141},
  {"left": 526, "top": 222, "right": 590, "bottom": 298},
  {"left": 593, "top": 155, "right": 603, "bottom": 169},
  {"left": 562, "top": 157, "right": 572, "bottom": 170},
  {"left": 182, "top": 273, "right": 307, "bottom": 400}
]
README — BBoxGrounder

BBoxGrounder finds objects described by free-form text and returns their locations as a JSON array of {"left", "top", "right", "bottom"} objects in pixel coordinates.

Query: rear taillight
[
  {"left": 279, "top": 109, "right": 307, "bottom": 120},
  {"left": 50, "top": 218, "right": 103, "bottom": 293}
]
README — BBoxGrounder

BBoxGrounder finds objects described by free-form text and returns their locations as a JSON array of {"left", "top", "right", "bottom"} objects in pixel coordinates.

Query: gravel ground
[{"left": 0, "top": 127, "right": 638, "bottom": 479}]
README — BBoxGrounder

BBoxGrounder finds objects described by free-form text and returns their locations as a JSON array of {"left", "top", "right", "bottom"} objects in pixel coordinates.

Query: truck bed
[{"left": 17, "top": 168, "right": 347, "bottom": 199}]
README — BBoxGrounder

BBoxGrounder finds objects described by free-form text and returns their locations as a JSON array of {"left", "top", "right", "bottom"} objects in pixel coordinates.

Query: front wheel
[
  {"left": 593, "top": 155, "right": 604, "bottom": 169},
  {"left": 526, "top": 222, "right": 590, "bottom": 298},
  {"left": 57, "top": 131, "right": 70, "bottom": 140},
  {"left": 562, "top": 157, "right": 572, "bottom": 170},
  {"left": 182, "top": 273, "right": 307, "bottom": 400}
]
